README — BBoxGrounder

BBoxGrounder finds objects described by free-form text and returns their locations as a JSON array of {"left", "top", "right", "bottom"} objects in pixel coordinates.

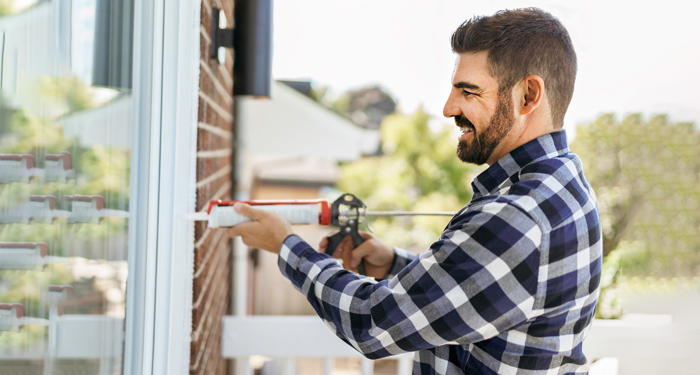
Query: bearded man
[{"left": 228, "top": 8, "right": 602, "bottom": 375}]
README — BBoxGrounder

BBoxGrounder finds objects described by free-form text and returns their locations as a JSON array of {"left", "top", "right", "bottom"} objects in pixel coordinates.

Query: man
[{"left": 228, "top": 8, "right": 602, "bottom": 375}]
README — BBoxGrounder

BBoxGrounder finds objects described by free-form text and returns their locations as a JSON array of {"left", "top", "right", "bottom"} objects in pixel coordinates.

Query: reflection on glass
[{"left": 0, "top": 0, "right": 135, "bottom": 373}]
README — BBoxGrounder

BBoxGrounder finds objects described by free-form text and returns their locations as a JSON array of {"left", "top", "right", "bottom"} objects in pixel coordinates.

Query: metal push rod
[{"left": 365, "top": 211, "right": 456, "bottom": 217}]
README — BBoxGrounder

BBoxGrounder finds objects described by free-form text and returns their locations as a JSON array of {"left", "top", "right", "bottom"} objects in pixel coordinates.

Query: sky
[{"left": 272, "top": 0, "right": 700, "bottom": 135}]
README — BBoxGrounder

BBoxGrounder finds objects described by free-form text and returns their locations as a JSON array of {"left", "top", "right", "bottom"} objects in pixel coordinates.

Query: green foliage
[
  {"left": 0, "top": 75, "right": 132, "bottom": 348},
  {"left": 338, "top": 108, "right": 479, "bottom": 249},
  {"left": 76, "top": 145, "right": 131, "bottom": 206},
  {"left": 309, "top": 85, "right": 331, "bottom": 106},
  {"left": 0, "top": 78, "right": 131, "bottom": 210},
  {"left": 0, "top": 266, "right": 74, "bottom": 317},
  {"left": 340, "top": 109, "right": 699, "bottom": 307},
  {"left": 0, "top": 0, "right": 14, "bottom": 16},
  {"left": 595, "top": 250, "right": 624, "bottom": 318},
  {"left": 0, "top": 264, "right": 74, "bottom": 350},
  {"left": 313, "top": 84, "right": 397, "bottom": 129},
  {"left": 1, "top": 110, "right": 73, "bottom": 155},
  {"left": 572, "top": 113, "right": 700, "bottom": 277},
  {"left": 38, "top": 76, "right": 97, "bottom": 115},
  {"left": 0, "top": 1, "right": 42, "bottom": 17}
]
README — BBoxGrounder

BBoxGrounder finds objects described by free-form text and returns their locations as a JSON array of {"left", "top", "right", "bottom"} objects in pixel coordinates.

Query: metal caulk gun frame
[
  {"left": 324, "top": 193, "right": 369, "bottom": 275},
  {"left": 205, "top": 193, "right": 456, "bottom": 276}
]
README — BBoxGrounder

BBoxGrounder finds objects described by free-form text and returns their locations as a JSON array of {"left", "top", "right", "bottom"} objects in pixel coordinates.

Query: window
[{"left": 0, "top": 0, "right": 147, "bottom": 373}]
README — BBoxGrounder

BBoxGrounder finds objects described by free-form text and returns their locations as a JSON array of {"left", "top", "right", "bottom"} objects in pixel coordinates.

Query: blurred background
[
  {"left": 257, "top": 1, "right": 700, "bottom": 373},
  {"left": 0, "top": 0, "right": 697, "bottom": 374}
]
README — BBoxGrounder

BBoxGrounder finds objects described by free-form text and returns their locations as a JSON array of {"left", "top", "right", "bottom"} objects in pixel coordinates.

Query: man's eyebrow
[{"left": 454, "top": 81, "right": 482, "bottom": 91}]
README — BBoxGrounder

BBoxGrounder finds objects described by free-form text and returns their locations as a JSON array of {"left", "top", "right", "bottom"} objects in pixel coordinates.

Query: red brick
[{"left": 191, "top": 0, "right": 234, "bottom": 374}]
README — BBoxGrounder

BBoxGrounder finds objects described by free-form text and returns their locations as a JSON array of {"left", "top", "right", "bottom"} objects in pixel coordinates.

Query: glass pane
[{"left": 0, "top": 0, "right": 137, "bottom": 374}]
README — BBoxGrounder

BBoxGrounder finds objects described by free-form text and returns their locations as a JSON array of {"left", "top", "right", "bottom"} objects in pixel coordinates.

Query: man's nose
[{"left": 443, "top": 94, "right": 461, "bottom": 118}]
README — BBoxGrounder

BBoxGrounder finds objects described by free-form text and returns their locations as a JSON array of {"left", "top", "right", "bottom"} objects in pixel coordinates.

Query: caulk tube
[{"left": 206, "top": 200, "right": 331, "bottom": 228}]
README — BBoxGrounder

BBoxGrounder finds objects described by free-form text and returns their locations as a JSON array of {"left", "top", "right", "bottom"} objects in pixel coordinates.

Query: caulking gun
[{"left": 185, "top": 193, "right": 455, "bottom": 275}]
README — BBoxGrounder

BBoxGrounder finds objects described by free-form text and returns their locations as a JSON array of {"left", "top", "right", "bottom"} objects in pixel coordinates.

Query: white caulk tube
[
  {"left": 203, "top": 200, "right": 331, "bottom": 228},
  {"left": 209, "top": 204, "right": 317, "bottom": 228}
]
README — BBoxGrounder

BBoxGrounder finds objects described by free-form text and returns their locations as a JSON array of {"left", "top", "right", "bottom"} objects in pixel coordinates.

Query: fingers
[
  {"left": 317, "top": 231, "right": 382, "bottom": 274},
  {"left": 222, "top": 203, "right": 294, "bottom": 253},
  {"left": 330, "top": 235, "right": 353, "bottom": 258},
  {"left": 318, "top": 236, "right": 329, "bottom": 253},
  {"left": 358, "top": 230, "right": 375, "bottom": 240},
  {"left": 337, "top": 235, "right": 356, "bottom": 271},
  {"left": 318, "top": 230, "right": 340, "bottom": 254},
  {"left": 226, "top": 221, "right": 254, "bottom": 239},
  {"left": 350, "top": 242, "right": 373, "bottom": 267},
  {"left": 320, "top": 234, "right": 355, "bottom": 271},
  {"left": 350, "top": 237, "right": 393, "bottom": 268},
  {"left": 347, "top": 232, "right": 375, "bottom": 267},
  {"left": 233, "top": 202, "right": 264, "bottom": 220}
]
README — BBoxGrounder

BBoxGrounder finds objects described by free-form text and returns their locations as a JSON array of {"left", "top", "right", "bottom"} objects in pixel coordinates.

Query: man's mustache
[{"left": 455, "top": 115, "right": 476, "bottom": 130}]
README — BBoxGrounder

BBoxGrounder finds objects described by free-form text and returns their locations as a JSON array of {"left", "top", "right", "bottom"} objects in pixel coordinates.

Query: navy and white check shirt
[{"left": 278, "top": 131, "right": 602, "bottom": 374}]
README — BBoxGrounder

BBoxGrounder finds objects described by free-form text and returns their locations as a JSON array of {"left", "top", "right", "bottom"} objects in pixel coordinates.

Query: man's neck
[{"left": 485, "top": 115, "right": 556, "bottom": 166}]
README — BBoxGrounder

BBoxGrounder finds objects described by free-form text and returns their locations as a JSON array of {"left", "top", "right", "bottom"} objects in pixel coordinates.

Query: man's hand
[
  {"left": 319, "top": 231, "right": 394, "bottom": 279},
  {"left": 226, "top": 203, "right": 293, "bottom": 253}
]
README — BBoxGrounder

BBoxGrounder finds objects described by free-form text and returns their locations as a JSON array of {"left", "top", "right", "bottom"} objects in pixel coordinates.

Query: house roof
[
  {"left": 252, "top": 156, "right": 339, "bottom": 185},
  {"left": 240, "top": 81, "right": 379, "bottom": 162},
  {"left": 60, "top": 95, "right": 132, "bottom": 147}
]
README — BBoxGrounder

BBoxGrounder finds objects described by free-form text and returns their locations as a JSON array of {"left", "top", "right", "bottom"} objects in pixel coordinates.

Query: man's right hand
[{"left": 318, "top": 231, "right": 395, "bottom": 280}]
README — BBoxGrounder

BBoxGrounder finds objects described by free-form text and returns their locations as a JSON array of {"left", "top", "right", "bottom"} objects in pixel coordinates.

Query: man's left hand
[{"left": 226, "top": 203, "right": 293, "bottom": 253}]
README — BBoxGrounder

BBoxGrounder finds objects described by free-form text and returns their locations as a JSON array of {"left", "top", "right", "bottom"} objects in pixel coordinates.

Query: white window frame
[
  {"left": 122, "top": 0, "right": 155, "bottom": 372},
  {"left": 124, "top": 0, "right": 202, "bottom": 373}
]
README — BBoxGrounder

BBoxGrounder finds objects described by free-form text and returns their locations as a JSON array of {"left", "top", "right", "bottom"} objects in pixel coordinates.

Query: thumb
[
  {"left": 233, "top": 202, "right": 263, "bottom": 220},
  {"left": 349, "top": 236, "right": 383, "bottom": 267},
  {"left": 350, "top": 241, "right": 373, "bottom": 267}
]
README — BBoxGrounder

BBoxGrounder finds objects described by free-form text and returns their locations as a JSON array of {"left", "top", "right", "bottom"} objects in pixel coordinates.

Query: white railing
[
  {"left": 221, "top": 314, "right": 675, "bottom": 375},
  {"left": 0, "top": 315, "right": 124, "bottom": 374},
  {"left": 221, "top": 315, "right": 414, "bottom": 375}
]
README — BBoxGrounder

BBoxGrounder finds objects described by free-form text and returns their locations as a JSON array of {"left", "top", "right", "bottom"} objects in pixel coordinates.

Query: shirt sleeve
[
  {"left": 383, "top": 247, "right": 418, "bottom": 279},
  {"left": 278, "top": 198, "right": 543, "bottom": 359}
]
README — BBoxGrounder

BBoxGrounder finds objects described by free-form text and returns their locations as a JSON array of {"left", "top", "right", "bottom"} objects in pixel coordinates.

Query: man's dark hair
[{"left": 451, "top": 8, "right": 577, "bottom": 128}]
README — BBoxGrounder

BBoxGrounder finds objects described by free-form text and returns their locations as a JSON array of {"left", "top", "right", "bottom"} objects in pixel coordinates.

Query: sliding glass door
[{"left": 0, "top": 0, "right": 149, "bottom": 373}]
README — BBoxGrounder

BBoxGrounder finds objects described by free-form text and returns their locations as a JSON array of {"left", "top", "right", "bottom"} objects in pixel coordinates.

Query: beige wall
[
  {"left": 251, "top": 182, "right": 333, "bottom": 316},
  {"left": 252, "top": 182, "right": 322, "bottom": 200}
]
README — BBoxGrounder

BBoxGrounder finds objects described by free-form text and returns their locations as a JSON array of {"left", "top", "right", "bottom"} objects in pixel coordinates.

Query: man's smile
[
  {"left": 455, "top": 115, "right": 476, "bottom": 141},
  {"left": 459, "top": 125, "right": 474, "bottom": 140}
]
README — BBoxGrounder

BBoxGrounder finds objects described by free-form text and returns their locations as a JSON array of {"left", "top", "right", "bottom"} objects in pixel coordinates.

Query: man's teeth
[{"left": 460, "top": 126, "right": 473, "bottom": 132}]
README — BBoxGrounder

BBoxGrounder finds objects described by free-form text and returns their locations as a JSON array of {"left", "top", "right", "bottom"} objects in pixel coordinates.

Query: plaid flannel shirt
[{"left": 278, "top": 131, "right": 602, "bottom": 374}]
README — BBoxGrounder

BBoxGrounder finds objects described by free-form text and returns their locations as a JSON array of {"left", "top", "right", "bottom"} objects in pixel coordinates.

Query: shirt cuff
[
  {"left": 383, "top": 247, "right": 418, "bottom": 279},
  {"left": 277, "top": 234, "right": 342, "bottom": 295}
]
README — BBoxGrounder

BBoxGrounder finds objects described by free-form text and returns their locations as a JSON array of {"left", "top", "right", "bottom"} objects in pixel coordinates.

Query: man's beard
[{"left": 456, "top": 93, "right": 515, "bottom": 165}]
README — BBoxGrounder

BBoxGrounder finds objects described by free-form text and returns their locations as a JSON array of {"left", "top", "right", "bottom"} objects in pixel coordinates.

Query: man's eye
[{"left": 463, "top": 90, "right": 474, "bottom": 97}]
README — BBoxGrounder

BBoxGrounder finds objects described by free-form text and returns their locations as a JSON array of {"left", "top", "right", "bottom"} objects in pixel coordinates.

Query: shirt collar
[{"left": 471, "top": 130, "right": 569, "bottom": 198}]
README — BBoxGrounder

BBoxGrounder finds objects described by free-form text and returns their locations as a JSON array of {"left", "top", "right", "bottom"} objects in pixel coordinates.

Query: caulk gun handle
[
  {"left": 324, "top": 231, "right": 345, "bottom": 258},
  {"left": 350, "top": 230, "right": 367, "bottom": 275},
  {"left": 324, "top": 231, "right": 367, "bottom": 275}
]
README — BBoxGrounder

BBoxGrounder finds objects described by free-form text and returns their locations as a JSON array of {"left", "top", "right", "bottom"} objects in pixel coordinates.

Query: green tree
[
  {"left": 337, "top": 108, "right": 479, "bottom": 249},
  {"left": 0, "top": 73, "right": 128, "bottom": 350},
  {"left": 0, "top": 0, "right": 13, "bottom": 16},
  {"left": 571, "top": 113, "right": 700, "bottom": 277},
  {"left": 1, "top": 110, "right": 73, "bottom": 155},
  {"left": 39, "top": 76, "right": 97, "bottom": 115}
]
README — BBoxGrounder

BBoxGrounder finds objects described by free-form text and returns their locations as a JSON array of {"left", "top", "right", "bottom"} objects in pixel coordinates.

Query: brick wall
[{"left": 190, "top": 0, "right": 235, "bottom": 374}]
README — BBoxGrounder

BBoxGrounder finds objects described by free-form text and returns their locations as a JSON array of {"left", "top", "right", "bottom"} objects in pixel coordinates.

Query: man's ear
[{"left": 519, "top": 75, "right": 545, "bottom": 116}]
